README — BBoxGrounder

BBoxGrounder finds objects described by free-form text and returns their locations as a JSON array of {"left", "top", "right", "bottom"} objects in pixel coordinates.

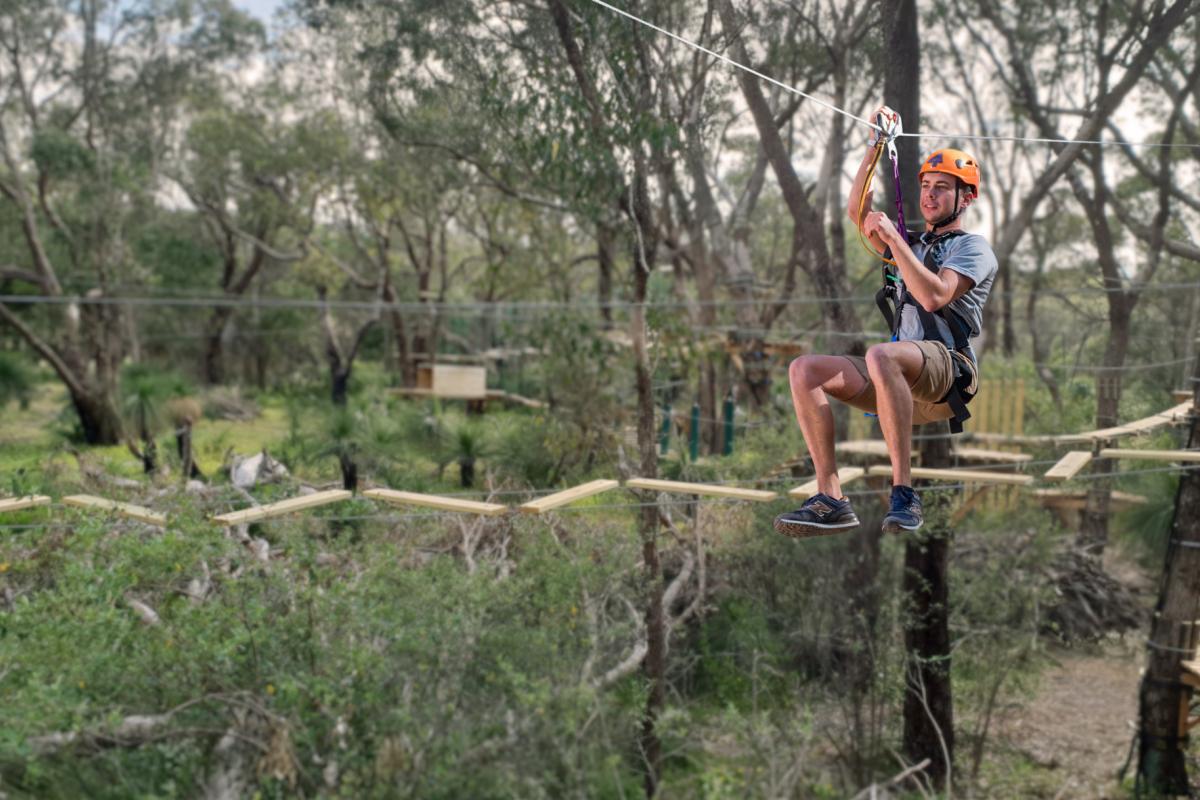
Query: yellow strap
[{"left": 856, "top": 143, "right": 898, "bottom": 267}]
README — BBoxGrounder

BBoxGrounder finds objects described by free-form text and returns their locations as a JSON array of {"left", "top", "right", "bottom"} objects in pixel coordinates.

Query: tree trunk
[
  {"left": 597, "top": 222, "right": 616, "bottom": 329},
  {"left": 1077, "top": 295, "right": 1132, "bottom": 555},
  {"left": 717, "top": 0, "right": 864, "bottom": 356},
  {"left": 1134, "top": 352, "right": 1200, "bottom": 795},
  {"left": 203, "top": 309, "right": 232, "bottom": 386},
  {"left": 71, "top": 387, "right": 124, "bottom": 446},
  {"left": 903, "top": 421, "right": 955, "bottom": 788}
]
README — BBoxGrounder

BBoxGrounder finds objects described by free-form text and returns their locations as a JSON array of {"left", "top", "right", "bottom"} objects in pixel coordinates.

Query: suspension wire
[
  {"left": 7, "top": 278, "right": 1200, "bottom": 314},
  {"left": 582, "top": 0, "right": 1200, "bottom": 151},
  {"left": 1, "top": 463, "right": 1195, "bottom": 532}
]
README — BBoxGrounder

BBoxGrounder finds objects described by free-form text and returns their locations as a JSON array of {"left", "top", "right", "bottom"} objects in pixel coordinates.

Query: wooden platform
[
  {"left": 391, "top": 387, "right": 544, "bottom": 409},
  {"left": 789, "top": 467, "right": 866, "bottom": 499},
  {"left": 62, "top": 495, "right": 167, "bottom": 527},
  {"left": 865, "top": 466, "right": 1034, "bottom": 486},
  {"left": 212, "top": 489, "right": 353, "bottom": 526},
  {"left": 624, "top": 478, "right": 776, "bottom": 502},
  {"left": 363, "top": 488, "right": 508, "bottom": 516},
  {"left": 518, "top": 480, "right": 620, "bottom": 514},
  {"left": 0, "top": 495, "right": 51, "bottom": 514}
]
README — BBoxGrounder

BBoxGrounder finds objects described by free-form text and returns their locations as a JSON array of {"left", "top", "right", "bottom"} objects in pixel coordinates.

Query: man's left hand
[{"left": 862, "top": 211, "right": 901, "bottom": 248}]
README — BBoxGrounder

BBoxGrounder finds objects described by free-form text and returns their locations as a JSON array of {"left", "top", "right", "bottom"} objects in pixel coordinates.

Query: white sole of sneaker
[
  {"left": 881, "top": 519, "right": 922, "bottom": 534},
  {"left": 773, "top": 517, "right": 860, "bottom": 539}
]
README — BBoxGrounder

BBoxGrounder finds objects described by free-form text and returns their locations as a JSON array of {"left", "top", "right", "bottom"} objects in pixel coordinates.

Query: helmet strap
[{"left": 931, "top": 183, "right": 964, "bottom": 231}]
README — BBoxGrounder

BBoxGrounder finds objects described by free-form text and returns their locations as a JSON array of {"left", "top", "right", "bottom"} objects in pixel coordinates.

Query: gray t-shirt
[{"left": 896, "top": 231, "right": 997, "bottom": 362}]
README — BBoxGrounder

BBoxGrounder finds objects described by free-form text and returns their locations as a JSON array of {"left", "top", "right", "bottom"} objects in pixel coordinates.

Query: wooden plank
[
  {"left": 1098, "top": 448, "right": 1200, "bottom": 463},
  {"left": 836, "top": 440, "right": 890, "bottom": 458},
  {"left": 1033, "top": 489, "right": 1148, "bottom": 512},
  {"left": 865, "top": 466, "right": 1034, "bottom": 486},
  {"left": 952, "top": 447, "right": 1033, "bottom": 464},
  {"left": 212, "top": 489, "right": 353, "bottom": 526},
  {"left": 624, "top": 478, "right": 776, "bottom": 502},
  {"left": 1054, "top": 401, "right": 1193, "bottom": 444},
  {"left": 62, "top": 494, "right": 167, "bottom": 527},
  {"left": 518, "top": 480, "right": 620, "bottom": 515},
  {"left": 789, "top": 467, "right": 866, "bottom": 499},
  {"left": 0, "top": 495, "right": 51, "bottom": 514},
  {"left": 363, "top": 488, "right": 508, "bottom": 516},
  {"left": 1043, "top": 451, "right": 1094, "bottom": 481}
]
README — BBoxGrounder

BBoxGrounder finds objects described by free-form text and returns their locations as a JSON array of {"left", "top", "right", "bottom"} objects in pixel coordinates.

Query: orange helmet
[{"left": 919, "top": 148, "right": 981, "bottom": 196}]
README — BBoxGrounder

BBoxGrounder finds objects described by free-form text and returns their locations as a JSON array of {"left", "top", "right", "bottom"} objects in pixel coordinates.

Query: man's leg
[
  {"left": 788, "top": 355, "right": 871, "bottom": 497},
  {"left": 864, "top": 342, "right": 928, "bottom": 487}
]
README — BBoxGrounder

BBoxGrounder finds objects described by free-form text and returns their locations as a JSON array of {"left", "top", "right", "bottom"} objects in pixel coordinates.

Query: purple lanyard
[{"left": 888, "top": 143, "right": 908, "bottom": 242}]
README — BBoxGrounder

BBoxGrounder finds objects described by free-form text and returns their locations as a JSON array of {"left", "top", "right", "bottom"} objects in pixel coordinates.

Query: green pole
[
  {"left": 659, "top": 403, "right": 671, "bottom": 455},
  {"left": 689, "top": 402, "right": 700, "bottom": 461},
  {"left": 723, "top": 393, "right": 735, "bottom": 456}
]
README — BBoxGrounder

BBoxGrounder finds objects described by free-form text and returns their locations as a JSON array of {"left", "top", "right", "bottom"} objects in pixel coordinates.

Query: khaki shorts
[{"left": 842, "top": 340, "right": 978, "bottom": 424}]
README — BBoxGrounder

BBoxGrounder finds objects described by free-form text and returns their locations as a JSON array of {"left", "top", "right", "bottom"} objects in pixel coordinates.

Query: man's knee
[
  {"left": 865, "top": 343, "right": 898, "bottom": 376},
  {"left": 788, "top": 355, "right": 822, "bottom": 389}
]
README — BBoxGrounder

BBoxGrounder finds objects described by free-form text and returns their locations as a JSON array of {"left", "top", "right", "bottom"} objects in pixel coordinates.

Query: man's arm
[
  {"left": 846, "top": 145, "right": 887, "bottom": 255},
  {"left": 862, "top": 211, "right": 974, "bottom": 311}
]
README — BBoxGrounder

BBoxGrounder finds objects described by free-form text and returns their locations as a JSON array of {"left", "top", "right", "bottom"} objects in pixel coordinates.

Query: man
[{"left": 773, "top": 117, "right": 998, "bottom": 538}]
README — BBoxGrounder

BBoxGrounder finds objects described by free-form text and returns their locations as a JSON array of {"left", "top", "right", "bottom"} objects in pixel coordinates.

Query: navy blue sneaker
[
  {"left": 882, "top": 485, "right": 923, "bottom": 533},
  {"left": 774, "top": 493, "right": 860, "bottom": 538}
]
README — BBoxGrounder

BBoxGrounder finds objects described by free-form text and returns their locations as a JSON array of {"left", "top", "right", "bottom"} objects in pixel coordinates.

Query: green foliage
[
  {"left": 0, "top": 352, "right": 35, "bottom": 410},
  {"left": 0, "top": 514, "right": 646, "bottom": 797},
  {"left": 29, "top": 129, "right": 95, "bottom": 179}
]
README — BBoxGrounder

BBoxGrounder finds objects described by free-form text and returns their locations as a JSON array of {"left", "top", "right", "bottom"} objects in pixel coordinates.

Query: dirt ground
[
  {"left": 993, "top": 642, "right": 1143, "bottom": 799},
  {"left": 988, "top": 549, "right": 1165, "bottom": 799}
]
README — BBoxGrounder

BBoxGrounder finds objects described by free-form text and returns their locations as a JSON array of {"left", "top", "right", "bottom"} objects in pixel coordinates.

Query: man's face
[{"left": 920, "top": 172, "right": 967, "bottom": 223}]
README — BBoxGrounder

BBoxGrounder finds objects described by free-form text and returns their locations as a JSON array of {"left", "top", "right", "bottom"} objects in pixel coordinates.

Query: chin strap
[{"left": 930, "top": 183, "right": 964, "bottom": 231}]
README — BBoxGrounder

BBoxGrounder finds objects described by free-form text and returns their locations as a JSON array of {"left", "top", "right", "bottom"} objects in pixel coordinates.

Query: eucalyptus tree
[
  {"left": 175, "top": 95, "right": 340, "bottom": 385},
  {"left": 0, "top": 0, "right": 262, "bottom": 442},
  {"left": 950, "top": 0, "right": 1199, "bottom": 554}
]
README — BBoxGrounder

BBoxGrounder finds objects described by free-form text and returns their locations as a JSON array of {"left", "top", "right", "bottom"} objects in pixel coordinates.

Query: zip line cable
[{"left": 582, "top": 0, "right": 1200, "bottom": 151}]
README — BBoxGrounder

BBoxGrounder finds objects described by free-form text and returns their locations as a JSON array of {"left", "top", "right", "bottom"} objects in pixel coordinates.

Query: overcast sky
[{"left": 233, "top": 0, "right": 284, "bottom": 22}]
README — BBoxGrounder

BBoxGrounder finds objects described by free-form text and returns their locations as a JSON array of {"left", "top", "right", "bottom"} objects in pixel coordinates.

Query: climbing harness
[{"left": 859, "top": 110, "right": 981, "bottom": 434}]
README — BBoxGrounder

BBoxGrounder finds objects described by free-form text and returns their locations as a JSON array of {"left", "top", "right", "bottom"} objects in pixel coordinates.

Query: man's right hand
[{"left": 869, "top": 105, "right": 902, "bottom": 147}]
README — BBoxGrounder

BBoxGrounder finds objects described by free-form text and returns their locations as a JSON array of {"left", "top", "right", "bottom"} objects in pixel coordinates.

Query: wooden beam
[
  {"left": 0, "top": 495, "right": 51, "bottom": 514},
  {"left": 1182, "top": 660, "right": 1200, "bottom": 690},
  {"left": 518, "top": 480, "right": 620, "bottom": 515},
  {"left": 1044, "top": 451, "right": 1094, "bottom": 481},
  {"left": 865, "top": 466, "right": 1034, "bottom": 486},
  {"left": 1098, "top": 448, "right": 1200, "bottom": 463},
  {"left": 624, "top": 478, "right": 777, "bottom": 502},
  {"left": 212, "top": 489, "right": 353, "bottom": 526},
  {"left": 363, "top": 488, "right": 508, "bottom": 516},
  {"left": 789, "top": 467, "right": 866, "bottom": 499},
  {"left": 62, "top": 495, "right": 167, "bottom": 527}
]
